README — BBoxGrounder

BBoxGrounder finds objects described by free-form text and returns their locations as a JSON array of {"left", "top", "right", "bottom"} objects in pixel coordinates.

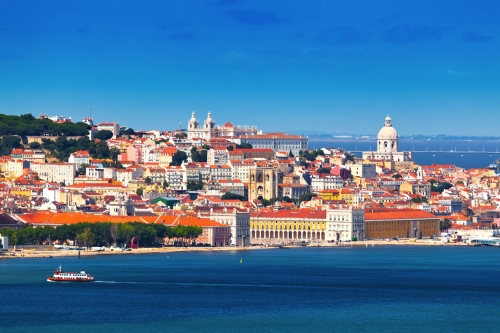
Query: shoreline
[{"left": 0, "top": 240, "right": 479, "bottom": 259}]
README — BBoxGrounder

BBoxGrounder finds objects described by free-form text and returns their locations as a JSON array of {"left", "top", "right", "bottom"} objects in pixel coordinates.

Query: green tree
[
  {"left": 76, "top": 227, "right": 95, "bottom": 248},
  {"left": 187, "top": 181, "right": 204, "bottom": 191},
  {"left": 0, "top": 135, "right": 22, "bottom": 156},
  {"left": 227, "top": 146, "right": 234, "bottom": 151},
  {"left": 174, "top": 132, "right": 187, "bottom": 139},
  {"left": 299, "top": 193, "right": 317, "bottom": 204},
  {"left": 236, "top": 143, "right": 252, "bottom": 149},
  {"left": 94, "top": 130, "right": 114, "bottom": 141},
  {"left": 0, "top": 227, "right": 17, "bottom": 246},
  {"left": 145, "top": 176, "right": 152, "bottom": 184},
  {"left": 94, "top": 141, "right": 110, "bottom": 158},
  {"left": 440, "top": 218, "right": 452, "bottom": 231},
  {"left": 120, "top": 128, "right": 135, "bottom": 136},
  {"left": 119, "top": 224, "right": 135, "bottom": 246},
  {"left": 170, "top": 151, "right": 188, "bottom": 166},
  {"left": 261, "top": 198, "right": 272, "bottom": 207},
  {"left": 29, "top": 142, "right": 42, "bottom": 149},
  {"left": 136, "top": 188, "right": 144, "bottom": 196},
  {"left": 110, "top": 224, "right": 119, "bottom": 246},
  {"left": 77, "top": 163, "right": 89, "bottom": 175},
  {"left": 393, "top": 174, "right": 403, "bottom": 179},
  {"left": 221, "top": 192, "right": 246, "bottom": 201},
  {"left": 288, "top": 150, "right": 294, "bottom": 157},
  {"left": 305, "top": 152, "right": 316, "bottom": 161},
  {"left": 16, "top": 227, "right": 35, "bottom": 245},
  {"left": 317, "top": 167, "right": 331, "bottom": 174}
]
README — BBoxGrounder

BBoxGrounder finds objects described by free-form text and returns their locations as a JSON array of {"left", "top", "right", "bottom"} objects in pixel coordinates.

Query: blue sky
[{"left": 0, "top": 0, "right": 498, "bottom": 135}]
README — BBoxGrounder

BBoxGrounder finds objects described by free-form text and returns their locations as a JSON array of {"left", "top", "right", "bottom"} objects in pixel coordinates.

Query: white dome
[
  {"left": 378, "top": 126, "right": 398, "bottom": 139},
  {"left": 378, "top": 115, "right": 398, "bottom": 140}
]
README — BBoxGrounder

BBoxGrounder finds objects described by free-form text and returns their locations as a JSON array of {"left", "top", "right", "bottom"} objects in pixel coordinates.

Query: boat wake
[{"left": 94, "top": 281, "right": 336, "bottom": 289}]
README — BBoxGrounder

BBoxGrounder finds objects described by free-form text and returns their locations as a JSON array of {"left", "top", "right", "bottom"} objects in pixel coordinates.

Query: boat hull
[{"left": 47, "top": 277, "right": 94, "bottom": 282}]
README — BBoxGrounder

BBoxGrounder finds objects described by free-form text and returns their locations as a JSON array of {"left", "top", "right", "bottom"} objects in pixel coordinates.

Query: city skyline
[{"left": 0, "top": 1, "right": 498, "bottom": 135}]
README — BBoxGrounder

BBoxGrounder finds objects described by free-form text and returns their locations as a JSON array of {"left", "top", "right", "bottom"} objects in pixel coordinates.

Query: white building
[
  {"left": 68, "top": 150, "right": 90, "bottom": 170},
  {"left": 311, "top": 174, "right": 343, "bottom": 191},
  {"left": 187, "top": 111, "right": 215, "bottom": 141},
  {"left": 97, "top": 122, "right": 120, "bottom": 138},
  {"left": 7, "top": 160, "right": 30, "bottom": 178},
  {"left": 209, "top": 165, "right": 232, "bottom": 181},
  {"left": 215, "top": 122, "right": 259, "bottom": 137},
  {"left": 229, "top": 160, "right": 255, "bottom": 182},
  {"left": 0, "top": 234, "right": 8, "bottom": 251},
  {"left": 350, "top": 163, "right": 377, "bottom": 179},
  {"left": 326, "top": 207, "right": 365, "bottom": 241},
  {"left": 165, "top": 166, "right": 186, "bottom": 189},
  {"left": 207, "top": 149, "right": 229, "bottom": 165},
  {"left": 199, "top": 207, "right": 251, "bottom": 246},
  {"left": 30, "top": 162, "right": 76, "bottom": 185},
  {"left": 86, "top": 166, "right": 104, "bottom": 179},
  {"left": 362, "top": 116, "right": 412, "bottom": 162},
  {"left": 236, "top": 133, "right": 308, "bottom": 156}
]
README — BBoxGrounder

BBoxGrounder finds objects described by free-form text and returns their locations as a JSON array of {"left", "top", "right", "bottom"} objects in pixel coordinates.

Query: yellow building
[
  {"left": 318, "top": 189, "right": 340, "bottom": 201},
  {"left": 250, "top": 209, "right": 327, "bottom": 243}
]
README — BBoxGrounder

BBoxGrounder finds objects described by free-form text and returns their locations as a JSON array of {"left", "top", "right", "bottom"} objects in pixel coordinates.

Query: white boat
[{"left": 47, "top": 265, "right": 94, "bottom": 282}]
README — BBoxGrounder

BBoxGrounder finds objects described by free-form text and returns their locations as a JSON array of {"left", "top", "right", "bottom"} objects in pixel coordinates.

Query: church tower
[{"left": 203, "top": 111, "right": 215, "bottom": 140}]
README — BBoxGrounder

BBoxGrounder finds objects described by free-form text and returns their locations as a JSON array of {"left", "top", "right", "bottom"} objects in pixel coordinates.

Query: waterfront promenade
[{"left": 0, "top": 239, "right": 477, "bottom": 260}]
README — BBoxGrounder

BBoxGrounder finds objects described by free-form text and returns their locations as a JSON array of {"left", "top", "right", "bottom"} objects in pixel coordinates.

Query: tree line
[
  {"left": 0, "top": 222, "right": 203, "bottom": 247},
  {"left": 0, "top": 113, "right": 90, "bottom": 136}
]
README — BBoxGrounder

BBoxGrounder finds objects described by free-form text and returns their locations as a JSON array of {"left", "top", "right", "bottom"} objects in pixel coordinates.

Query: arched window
[{"left": 384, "top": 141, "right": 388, "bottom": 148}]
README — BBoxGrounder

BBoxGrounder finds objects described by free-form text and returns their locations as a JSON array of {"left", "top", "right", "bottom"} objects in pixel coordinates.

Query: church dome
[{"left": 378, "top": 116, "right": 398, "bottom": 140}]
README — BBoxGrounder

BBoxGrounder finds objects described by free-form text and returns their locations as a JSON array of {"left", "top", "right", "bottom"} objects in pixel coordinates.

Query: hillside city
[{"left": 1, "top": 111, "right": 500, "bottom": 251}]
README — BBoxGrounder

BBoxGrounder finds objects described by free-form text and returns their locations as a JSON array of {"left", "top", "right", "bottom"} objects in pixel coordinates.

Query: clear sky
[{"left": 0, "top": 0, "right": 498, "bottom": 135}]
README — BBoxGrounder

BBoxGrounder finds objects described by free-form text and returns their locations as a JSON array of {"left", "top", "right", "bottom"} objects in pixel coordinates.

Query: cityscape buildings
[{"left": 0, "top": 111, "right": 498, "bottom": 249}]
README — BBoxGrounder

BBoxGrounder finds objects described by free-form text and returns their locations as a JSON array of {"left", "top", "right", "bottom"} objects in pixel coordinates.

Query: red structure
[{"left": 129, "top": 237, "right": 139, "bottom": 249}]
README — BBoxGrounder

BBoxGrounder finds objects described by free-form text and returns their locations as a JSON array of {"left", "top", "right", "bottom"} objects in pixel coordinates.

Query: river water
[
  {"left": 309, "top": 140, "right": 500, "bottom": 169},
  {"left": 1, "top": 246, "right": 500, "bottom": 332}
]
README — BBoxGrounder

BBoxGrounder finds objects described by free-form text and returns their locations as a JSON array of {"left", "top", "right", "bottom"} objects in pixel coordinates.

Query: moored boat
[{"left": 47, "top": 265, "right": 94, "bottom": 282}]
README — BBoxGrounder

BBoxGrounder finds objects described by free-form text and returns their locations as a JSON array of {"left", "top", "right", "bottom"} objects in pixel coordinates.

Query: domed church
[{"left": 362, "top": 116, "right": 412, "bottom": 162}]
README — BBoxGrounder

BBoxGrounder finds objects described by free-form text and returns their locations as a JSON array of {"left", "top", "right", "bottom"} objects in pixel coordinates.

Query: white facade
[
  {"left": 97, "top": 122, "right": 120, "bottom": 138},
  {"left": 207, "top": 149, "right": 229, "bottom": 165},
  {"left": 187, "top": 111, "right": 215, "bottom": 140},
  {"left": 30, "top": 163, "right": 76, "bottom": 185},
  {"left": 0, "top": 234, "right": 8, "bottom": 250},
  {"left": 165, "top": 166, "right": 186, "bottom": 189},
  {"left": 350, "top": 163, "right": 377, "bottom": 179},
  {"left": 203, "top": 208, "right": 251, "bottom": 246},
  {"left": 362, "top": 116, "right": 412, "bottom": 162},
  {"left": 237, "top": 133, "right": 308, "bottom": 156},
  {"left": 229, "top": 160, "right": 255, "bottom": 182},
  {"left": 326, "top": 207, "right": 365, "bottom": 241},
  {"left": 86, "top": 166, "right": 104, "bottom": 179},
  {"left": 209, "top": 165, "right": 232, "bottom": 181},
  {"left": 311, "top": 174, "right": 343, "bottom": 191},
  {"left": 68, "top": 151, "right": 90, "bottom": 170},
  {"left": 7, "top": 160, "right": 29, "bottom": 177}
]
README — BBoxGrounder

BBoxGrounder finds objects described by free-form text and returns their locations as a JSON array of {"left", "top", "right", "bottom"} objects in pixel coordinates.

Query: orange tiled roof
[{"left": 365, "top": 208, "right": 439, "bottom": 221}]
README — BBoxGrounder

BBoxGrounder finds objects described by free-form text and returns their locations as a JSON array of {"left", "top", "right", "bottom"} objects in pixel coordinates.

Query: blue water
[
  {"left": 309, "top": 140, "right": 500, "bottom": 169},
  {"left": 1, "top": 247, "right": 500, "bottom": 332}
]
